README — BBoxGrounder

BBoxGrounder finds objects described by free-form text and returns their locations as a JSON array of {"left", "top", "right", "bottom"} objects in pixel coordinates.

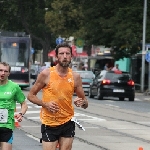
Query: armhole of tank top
[
  {"left": 48, "top": 67, "right": 53, "bottom": 83},
  {"left": 43, "top": 67, "right": 52, "bottom": 89},
  {"left": 69, "top": 68, "right": 75, "bottom": 91}
]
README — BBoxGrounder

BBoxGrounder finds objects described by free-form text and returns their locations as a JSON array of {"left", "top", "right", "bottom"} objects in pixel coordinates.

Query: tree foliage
[
  {"left": 82, "top": 0, "right": 150, "bottom": 60},
  {"left": 0, "top": 0, "right": 150, "bottom": 61},
  {"left": 0, "top": 0, "right": 55, "bottom": 62},
  {"left": 45, "top": 0, "right": 84, "bottom": 38}
]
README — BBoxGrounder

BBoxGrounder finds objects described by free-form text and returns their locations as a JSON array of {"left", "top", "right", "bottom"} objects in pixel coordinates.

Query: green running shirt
[{"left": 0, "top": 80, "right": 26, "bottom": 129}]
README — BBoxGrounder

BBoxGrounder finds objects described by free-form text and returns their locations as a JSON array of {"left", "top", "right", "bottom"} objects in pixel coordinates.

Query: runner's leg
[
  {"left": 1, "top": 142, "right": 12, "bottom": 150},
  {"left": 0, "top": 128, "right": 13, "bottom": 150},
  {"left": 59, "top": 137, "right": 73, "bottom": 150},
  {"left": 42, "top": 140, "right": 58, "bottom": 150}
]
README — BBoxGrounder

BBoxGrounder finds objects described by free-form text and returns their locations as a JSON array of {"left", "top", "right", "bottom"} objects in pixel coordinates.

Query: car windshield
[
  {"left": 77, "top": 71, "right": 95, "bottom": 79},
  {"left": 105, "top": 72, "right": 130, "bottom": 80}
]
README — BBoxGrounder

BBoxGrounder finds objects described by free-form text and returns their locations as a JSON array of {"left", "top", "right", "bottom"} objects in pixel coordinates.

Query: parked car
[
  {"left": 74, "top": 70, "right": 95, "bottom": 95},
  {"left": 89, "top": 70, "right": 135, "bottom": 101}
]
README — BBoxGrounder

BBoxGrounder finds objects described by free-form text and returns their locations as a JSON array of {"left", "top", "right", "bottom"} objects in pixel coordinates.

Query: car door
[
  {"left": 90, "top": 72, "right": 99, "bottom": 95},
  {"left": 91, "top": 71, "right": 105, "bottom": 95}
]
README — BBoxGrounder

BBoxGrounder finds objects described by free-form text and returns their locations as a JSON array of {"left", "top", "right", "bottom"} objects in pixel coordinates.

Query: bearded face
[
  {"left": 56, "top": 47, "right": 72, "bottom": 68},
  {"left": 57, "top": 59, "right": 71, "bottom": 67}
]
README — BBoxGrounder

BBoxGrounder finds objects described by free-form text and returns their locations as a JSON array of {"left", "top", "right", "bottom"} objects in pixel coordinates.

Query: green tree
[
  {"left": 0, "top": 0, "right": 55, "bottom": 62},
  {"left": 45, "top": 0, "right": 84, "bottom": 38},
  {"left": 1, "top": 0, "right": 150, "bottom": 62},
  {"left": 82, "top": 0, "right": 150, "bottom": 60}
]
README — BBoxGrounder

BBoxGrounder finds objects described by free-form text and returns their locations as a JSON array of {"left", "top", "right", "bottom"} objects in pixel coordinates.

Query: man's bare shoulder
[
  {"left": 72, "top": 71, "right": 80, "bottom": 78},
  {"left": 36, "top": 68, "right": 50, "bottom": 87},
  {"left": 40, "top": 68, "right": 50, "bottom": 76}
]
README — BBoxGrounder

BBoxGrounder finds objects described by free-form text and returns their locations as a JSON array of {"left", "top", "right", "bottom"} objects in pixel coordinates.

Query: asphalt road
[
  {"left": 13, "top": 128, "right": 42, "bottom": 150},
  {"left": 12, "top": 87, "right": 150, "bottom": 150}
]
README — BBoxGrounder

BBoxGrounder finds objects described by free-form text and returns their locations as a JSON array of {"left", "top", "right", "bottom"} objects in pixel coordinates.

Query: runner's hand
[
  {"left": 44, "top": 101, "right": 59, "bottom": 113},
  {"left": 15, "top": 113, "right": 23, "bottom": 122},
  {"left": 74, "top": 97, "right": 85, "bottom": 107}
]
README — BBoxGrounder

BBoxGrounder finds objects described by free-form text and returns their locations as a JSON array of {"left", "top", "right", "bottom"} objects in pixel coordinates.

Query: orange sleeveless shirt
[{"left": 40, "top": 66, "right": 74, "bottom": 126}]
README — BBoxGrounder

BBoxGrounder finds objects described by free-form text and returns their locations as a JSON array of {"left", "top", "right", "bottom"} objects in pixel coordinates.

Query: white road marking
[
  {"left": 28, "top": 116, "right": 40, "bottom": 119},
  {"left": 108, "top": 128, "right": 127, "bottom": 129},
  {"left": 16, "top": 106, "right": 32, "bottom": 109},
  {"left": 135, "top": 98, "right": 140, "bottom": 101},
  {"left": 22, "top": 126, "right": 40, "bottom": 127},
  {"left": 74, "top": 113, "right": 106, "bottom": 121},
  {"left": 26, "top": 101, "right": 35, "bottom": 104},
  {"left": 25, "top": 111, "right": 40, "bottom": 114},
  {"left": 34, "top": 106, "right": 42, "bottom": 108},
  {"left": 78, "top": 119, "right": 105, "bottom": 121},
  {"left": 144, "top": 98, "right": 150, "bottom": 101},
  {"left": 105, "top": 104, "right": 119, "bottom": 108},
  {"left": 26, "top": 134, "right": 40, "bottom": 142},
  {"left": 84, "top": 127, "right": 99, "bottom": 129},
  {"left": 104, "top": 100, "right": 115, "bottom": 102}
]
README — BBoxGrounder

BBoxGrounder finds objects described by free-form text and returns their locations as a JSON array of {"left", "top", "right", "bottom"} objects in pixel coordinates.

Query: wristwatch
[
  {"left": 82, "top": 100, "right": 86, "bottom": 107},
  {"left": 19, "top": 112, "right": 24, "bottom": 117}
]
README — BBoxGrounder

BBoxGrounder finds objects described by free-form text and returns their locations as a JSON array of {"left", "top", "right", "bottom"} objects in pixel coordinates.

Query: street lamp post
[{"left": 141, "top": 0, "right": 147, "bottom": 92}]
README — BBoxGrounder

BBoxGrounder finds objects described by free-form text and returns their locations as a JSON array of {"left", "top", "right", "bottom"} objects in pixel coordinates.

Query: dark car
[
  {"left": 74, "top": 70, "right": 95, "bottom": 95},
  {"left": 88, "top": 70, "right": 135, "bottom": 101}
]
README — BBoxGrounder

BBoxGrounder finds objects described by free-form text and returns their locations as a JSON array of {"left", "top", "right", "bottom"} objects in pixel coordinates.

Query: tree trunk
[{"left": 42, "top": 42, "right": 51, "bottom": 63}]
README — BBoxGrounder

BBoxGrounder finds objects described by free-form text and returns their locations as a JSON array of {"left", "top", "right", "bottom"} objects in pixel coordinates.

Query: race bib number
[{"left": 0, "top": 109, "right": 8, "bottom": 123}]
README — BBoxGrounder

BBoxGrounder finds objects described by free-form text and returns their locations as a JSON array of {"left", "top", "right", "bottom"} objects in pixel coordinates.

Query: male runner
[
  {"left": 0, "top": 62, "right": 28, "bottom": 150},
  {"left": 27, "top": 43, "right": 88, "bottom": 150}
]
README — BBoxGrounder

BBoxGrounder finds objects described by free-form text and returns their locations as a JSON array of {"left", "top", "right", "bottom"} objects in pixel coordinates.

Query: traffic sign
[
  {"left": 145, "top": 52, "right": 150, "bottom": 62},
  {"left": 56, "top": 37, "right": 64, "bottom": 45}
]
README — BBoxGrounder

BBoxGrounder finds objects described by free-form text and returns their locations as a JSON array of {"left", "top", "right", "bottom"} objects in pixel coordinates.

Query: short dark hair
[
  {"left": 55, "top": 43, "right": 72, "bottom": 56},
  {"left": 0, "top": 62, "right": 11, "bottom": 72}
]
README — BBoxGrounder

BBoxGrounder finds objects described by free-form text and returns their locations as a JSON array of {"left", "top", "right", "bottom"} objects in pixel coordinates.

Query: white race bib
[{"left": 0, "top": 109, "right": 8, "bottom": 123}]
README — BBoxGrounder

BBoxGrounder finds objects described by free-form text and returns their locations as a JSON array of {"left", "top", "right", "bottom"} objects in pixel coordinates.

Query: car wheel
[
  {"left": 97, "top": 88, "right": 103, "bottom": 100},
  {"left": 119, "top": 97, "right": 124, "bottom": 101},
  {"left": 129, "top": 96, "right": 135, "bottom": 101},
  {"left": 88, "top": 88, "right": 94, "bottom": 98}
]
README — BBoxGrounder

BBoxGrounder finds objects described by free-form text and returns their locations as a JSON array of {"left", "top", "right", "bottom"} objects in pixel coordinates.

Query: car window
[
  {"left": 106, "top": 72, "right": 130, "bottom": 80},
  {"left": 77, "top": 71, "right": 95, "bottom": 79},
  {"left": 99, "top": 71, "right": 107, "bottom": 79}
]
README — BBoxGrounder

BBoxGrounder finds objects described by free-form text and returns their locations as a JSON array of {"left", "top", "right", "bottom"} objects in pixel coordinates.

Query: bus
[{"left": 0, "top": 31, "right": 31, "bottom": 89}]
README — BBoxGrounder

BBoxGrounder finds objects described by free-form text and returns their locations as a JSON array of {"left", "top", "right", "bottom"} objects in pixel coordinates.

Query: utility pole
[{"left": 141, "top": 0, "right": 147, "bottom": 92}]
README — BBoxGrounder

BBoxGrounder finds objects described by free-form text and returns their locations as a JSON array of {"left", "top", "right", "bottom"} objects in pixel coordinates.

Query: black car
[{"left": 89, "top": 70, "right": 135, "bottom": 101}]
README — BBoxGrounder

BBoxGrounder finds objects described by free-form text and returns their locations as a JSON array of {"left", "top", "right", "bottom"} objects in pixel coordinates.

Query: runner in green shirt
[{"left": 0, "top": 62, "right": 28, "bottom": 150}]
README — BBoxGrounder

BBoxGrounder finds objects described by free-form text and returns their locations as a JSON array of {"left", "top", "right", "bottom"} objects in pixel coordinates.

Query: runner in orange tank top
[{"left": 27, "top": 43, "right": 88, "bottom": 150}]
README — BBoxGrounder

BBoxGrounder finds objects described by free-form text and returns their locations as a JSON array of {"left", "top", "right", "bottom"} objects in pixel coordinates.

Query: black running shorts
[
  {"left": 0, "top": 127, "right": 13, "bottom": 144},
  {"left": 41, "top": 120, "right": 75, "bottom": 142}
]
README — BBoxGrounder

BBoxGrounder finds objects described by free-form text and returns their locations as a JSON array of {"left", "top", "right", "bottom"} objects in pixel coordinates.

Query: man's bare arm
[
  {"left": 27, "top": 69, "right": 49, "bottom": 107},
  {"left": 73, "top": 73, "right": 88, "bottom": 109},
  {"left": 20, "top": 100, "right": 28, "bottom": 115}
]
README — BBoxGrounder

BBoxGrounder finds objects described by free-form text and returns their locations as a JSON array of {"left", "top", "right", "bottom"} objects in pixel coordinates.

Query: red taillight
[
  {"left": 127, "top": 80, "right": 134, "bottom": 86},
  {"left": 21, "top": 69, "right": 25, "bottom": 73},
  {"left": 114, "top": 70, "right": 122, "bottom": 74},
  {"left": 102, "top": 79, "right": 111, "bottom": 84}
]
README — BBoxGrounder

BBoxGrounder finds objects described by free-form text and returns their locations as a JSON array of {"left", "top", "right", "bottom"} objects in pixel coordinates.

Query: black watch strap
[{"left": 19, "top": 112, "right": 24, "bottom": 116}]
